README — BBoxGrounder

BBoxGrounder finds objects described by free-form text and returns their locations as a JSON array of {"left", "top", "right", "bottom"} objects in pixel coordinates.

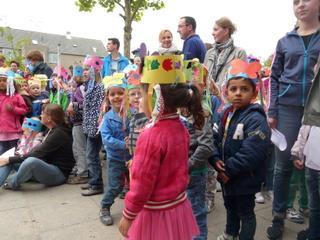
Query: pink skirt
[{"left": 126, "top": 199, "right": 199, "bottom": 240}]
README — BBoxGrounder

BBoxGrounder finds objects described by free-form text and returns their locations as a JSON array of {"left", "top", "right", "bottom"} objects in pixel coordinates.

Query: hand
[
  {"left": 124, "top": 136, "right": 129, "bottom": 149},
  {"left": 42, "top": 99, "right": 49, "bottom": 104},
  {"left": 217, "top": 172, "right": 230, "bottom": 184},
  {"left": 118, "top": 216, "right": 132, "bottom": 238},
  {"left": 214, "top": 160, "right": 225, "bottom": 172},
  {"left": 5, "top": 104, "right": 13, "bottom": 112},
  {"left": 293, "top": 159, "right": 304, "bottom": 170},
  {"left": 66, "top": 103, "right": 74, "bottom": 116},
  {"left": 268, "top": 117, "right": 277, "bottom": 129},
  {"left": 0, "top": 157, "right": 9, "bottom": 167}
]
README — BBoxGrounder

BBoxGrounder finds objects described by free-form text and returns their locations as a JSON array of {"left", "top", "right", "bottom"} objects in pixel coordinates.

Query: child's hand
[
  {"left": 42, "top": 99, "right": 49, "bottom": 104},
  {"left": 293, "top": 159, "right": 304, "bottom": 170},
  {"left": 118, "top": 216, "right": 133, "bottom": 237},
  {"left": 217, "top": 172, "right": 230, "bottom": 184},
  {"left": 214, "top": 160, "right": 225, "bottom": 172},
  {"left": 124, "top": 136, "right": 129, "bottom": 149},
  {"left": 5, "top": 104, "right": 13, "bottom": 112},
  {"left": 66, "top": 103, "right": 74, "bottom": 116}
]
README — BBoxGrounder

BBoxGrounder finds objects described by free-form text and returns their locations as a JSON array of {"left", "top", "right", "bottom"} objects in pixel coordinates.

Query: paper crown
[
  {"left": 22, "top": 118, "right": 42, "bottom": 132},
  {"left": 183, "top": 59, "right": 208, "bottom": 85},
  {"left": 28, "top": 74, "right": 48, "bottom": 87},
  {"left": 227, "top": 59, "right": 261, "bottom": 83},
  {"left": 84, "top": 55, "right": 103, "bottom": 71},
  {"left": 73, "top": 64, "right": 83, "bottom": 77},
  {"left": 14, "top": 73, "right": 26, "bottom": 85},
  {"left": 102, "top": 72, "right": 126, "bottom": 90},
  {"left": 53, "top": 66, "right": 69, "bottom": 80},
  {"left": 141, "top": 55, "right": 185, "bottom": 84},
  {"left": 0, "top": 70, "right": 8, "bottom": 78}
]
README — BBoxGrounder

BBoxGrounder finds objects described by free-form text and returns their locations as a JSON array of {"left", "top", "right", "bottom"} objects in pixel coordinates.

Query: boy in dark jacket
[{"left": 212, "top": 59, "right": 270, "bottom": 240}]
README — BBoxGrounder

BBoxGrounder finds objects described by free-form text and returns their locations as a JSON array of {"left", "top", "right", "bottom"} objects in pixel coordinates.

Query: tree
[{"left": 75, "top": 0, "right": 165, "bottom": 57}]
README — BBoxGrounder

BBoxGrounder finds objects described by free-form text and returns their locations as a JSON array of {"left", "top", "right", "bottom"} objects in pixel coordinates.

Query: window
[{"left": 48, "top": 53, "right": 58, "bottom": 64}]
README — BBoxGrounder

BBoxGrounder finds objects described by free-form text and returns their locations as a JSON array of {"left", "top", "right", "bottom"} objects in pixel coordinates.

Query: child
[
  {"left": 291, "top": 63, "right": 320, "bottom": 240},
  {"left": 0, "top": 71, "right": 28, "bottom": 155},
  {"left": 99, "top": 76, "right": 131, "bottom": 226},
  {"left": 28, "top": 77, "right": 49, "bottom": 117},
  {"left": 212, "top": 59, "right": 270, "bottom": 240},
  {"left": 49, "top": 75, "right": 69, "bottom": 111},
  {"left": 15, "top": 76, "right": 33, "bottom": 119}
]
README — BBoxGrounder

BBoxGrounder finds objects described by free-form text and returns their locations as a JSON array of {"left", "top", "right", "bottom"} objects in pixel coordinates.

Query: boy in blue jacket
[{"left": 212, "top": 59, "right": 270, "bottom": 240}]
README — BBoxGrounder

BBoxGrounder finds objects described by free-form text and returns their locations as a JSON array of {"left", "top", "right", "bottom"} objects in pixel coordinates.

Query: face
[
  {"left": 293, "top": 0, "right": 320, "bottom": 22},
  {"left": 226, "top": 78, "right": 257, "bottom": 109},
  {"left": 212, "top": 24, "right": 229, "bottom": 44},
  {"left": 108, "top": 87, "right": 125, "bottom": 112},
  {"left": 29, "top": 85, "right": 41, "bottom": 97},
  {"left": 177, "top": 18, "right": 192, "bottom": 40},
  {"left": 128, "top": 88, "right": 142, "bottom": 110},
  {"left": 0, "top": 59, "right": 4, "bottom": 67},
  {"left": 10, "top": 63, "right": 18, "bottom": 72},
  {"left": 133, "top": 57, "right": 141, "bottom": 66},
  {"left": 106, "top": 40, "right": 117, "bottom": 53},
  {"left": 40, "top": 109, "right": 51, "bottom": 126},
  {"left": 160, "top": 31, "right": 173, "bottom": 48},
  {"left": 0, "top": 77, "right": 7, "bottom": 91},
  {"left": 83, "top": 68, "right": 89, "bottom": 80},
  {"left": 21, "top": 82, "right": 29, "bottom": 92}
]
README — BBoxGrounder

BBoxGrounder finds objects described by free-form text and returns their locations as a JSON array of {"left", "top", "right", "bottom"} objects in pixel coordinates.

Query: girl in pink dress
[{"left": 119, "top": 83, "right": 204, "bottom": 240}]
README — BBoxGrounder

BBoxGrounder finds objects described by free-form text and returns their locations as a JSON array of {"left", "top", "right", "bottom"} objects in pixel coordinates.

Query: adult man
[
  {"left": 177, "top": 16, "right": 207, "bottom": 63},
  {"left": 101, "top": 38, "right": 129, "bottom": 77}
]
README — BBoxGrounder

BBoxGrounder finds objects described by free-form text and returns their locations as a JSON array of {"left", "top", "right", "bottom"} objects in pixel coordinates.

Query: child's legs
[
  {"left": 287, "top": 169, "right": 300, "bottom": 208},
  {"left": 298, "top": 169, "right": 308, "bottom": 209},
  {"left": 0, "top": 139, "right": 19, "bottom": 155},
  {"left": 305, "top": 167, "right": 320, "bottom": 239},
  {"left": 72, "top": 125, "right": 87, "bottom": 176},
  {"left": 101, "top": 159, "right": 126, "bottom": 209},
  {"left": 223, "top": 195, "right": 240, "bottom": 237},
  {"left": 187, "top": 172, "right": 208, "bottom": 240},
  {"left": 237, "top": 194, "right": 256, "bottom": 240}
]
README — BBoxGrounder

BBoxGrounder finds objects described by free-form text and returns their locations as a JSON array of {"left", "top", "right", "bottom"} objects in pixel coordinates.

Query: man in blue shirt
[
  {"left": 177, "top": 16, "right": 207, "bottom": 63},
  {"left": 101, "top": 38, "right": 129, "bottom": 77}
]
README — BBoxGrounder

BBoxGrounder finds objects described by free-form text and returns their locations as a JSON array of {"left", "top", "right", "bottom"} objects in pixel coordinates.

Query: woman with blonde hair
[{"left": 158, "top": 29, "right": 180, "bottom": 55}]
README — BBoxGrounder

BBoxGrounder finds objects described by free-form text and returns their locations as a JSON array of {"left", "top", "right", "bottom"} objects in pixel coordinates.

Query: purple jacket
[{"left": 70, "top": 84, "right": 85, "bottom": 125}]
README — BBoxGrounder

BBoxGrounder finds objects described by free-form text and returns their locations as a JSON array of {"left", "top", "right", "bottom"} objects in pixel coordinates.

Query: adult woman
[
  {"left": 266, "top": 0, "right": 320, "bottom": 239},
  {"left": 26, "top": 50, "right": 53, "bottom": 78},
  {"left": 0, "top": 104, "right": 75, "bottom": 189},
  {"left": 158, "top": 29, "right": 180, "bottom": 55},
  {"left": 204, "top": 17, "right": 246, "bottom": 88}
]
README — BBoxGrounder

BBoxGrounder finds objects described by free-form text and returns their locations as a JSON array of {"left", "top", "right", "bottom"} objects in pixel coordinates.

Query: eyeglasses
[{"left": 178, "top": 24, "right": 189, "bottom": 29}]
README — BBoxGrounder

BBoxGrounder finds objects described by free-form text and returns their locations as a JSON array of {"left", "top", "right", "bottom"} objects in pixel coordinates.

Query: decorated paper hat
[
  {"left": 73, "top": 63, "right": 83, "bottom": 77},
  {"left": 141, "top": 54, "right": 185, "bottom": 84},
  {"left": 29, "top": 74, "right": 48, "bottom": 88},
  {"left": 227, "top": 59, "right": 261, "bottom": 84},
  {"left": 53, "top": 65, "right": 69, "bottom": 80},
  {"left": 84, "top": 55, "right": 103, "bottom": 71},
  {"left": 14, "top": 73, "right": 26, "bottom": 85},
  {"left": 22, "top": 117, "right": 42, "bottom": 132},
  {"left": 0, "top": 70, "right": 8, "bottom": 78},
  {"left": 183, "top": 58, "right": 207, "bottom": 85},
  {"left": 102, "top": 72, "right": 126, "bottom": 90}
]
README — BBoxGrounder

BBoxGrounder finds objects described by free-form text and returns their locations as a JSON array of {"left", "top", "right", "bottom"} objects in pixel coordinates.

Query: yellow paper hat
[
  {"left": 141, "top": 55, "right": 185, "bottom": 84},
  {"left": 102, "top": 72, "right": 126, "bottom": 90},
  {"left": 33, "top": 74, "right": 48, "bottom": 89}
]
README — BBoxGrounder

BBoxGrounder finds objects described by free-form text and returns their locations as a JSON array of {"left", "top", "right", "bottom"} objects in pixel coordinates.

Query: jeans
[
  {"left": 187, "top": 172, "right": 208, "bottom": 240},
  {"left": 0, "top": 139, "right": 18, "bottom": 155},
  {"left": 306, "top": 167, "right": 320, "bottom": 240},
  {"left": 101, "top": 159, "right": 127, "bottom": 208},
  {"left": 6, "top": 157, "right": 66, "bottom": 189},
  {"left": 85, "top": 134, "right": 103, "bottom": 189},
  {"left": 287, "top": 168, "right": 308, "bottom": 209},
  {"left": 224, "top": 194, "right": 256, "bottom": 240},
  {"left": 272, "top": 105, "right": 304, "bottom": 217},
  {"left": 0, "top": 163, "right": 20, "bottom": 186},
  {"left": 72, "top": 125, "right": 87, "bottom": 176}
]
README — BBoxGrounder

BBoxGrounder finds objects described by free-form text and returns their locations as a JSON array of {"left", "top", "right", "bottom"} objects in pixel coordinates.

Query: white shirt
[{"left": 304, "top": 126, "right": 320, "bottom": 171}]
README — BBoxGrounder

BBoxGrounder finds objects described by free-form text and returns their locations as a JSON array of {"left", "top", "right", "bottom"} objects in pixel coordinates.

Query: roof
[{"left": 0, "top": 28, "right": 106, "bottom": 57}]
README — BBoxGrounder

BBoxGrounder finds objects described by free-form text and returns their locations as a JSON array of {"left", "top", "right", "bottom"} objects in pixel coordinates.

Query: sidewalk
[{"left": 0, "top": 183, "right": 307, "bottom": 240}]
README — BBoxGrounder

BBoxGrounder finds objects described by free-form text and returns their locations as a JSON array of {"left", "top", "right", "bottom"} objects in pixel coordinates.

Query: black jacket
[{"left": 33, "top": 62, "right": 53, "bottom": 79}]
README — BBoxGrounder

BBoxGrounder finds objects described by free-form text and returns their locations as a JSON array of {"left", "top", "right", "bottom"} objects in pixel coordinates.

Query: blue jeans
[
  {"left": 306, "top": 167, "right": 320, "bottom": 240},
  {"left": 5, "top": 157, "right": 66, "bottom": 189},
  {"left": 187, "top": 172, "right": 208, "bottom": 240},
  {"left": 101, "top": 159, "right": 126, "bottom": 208},
  {"left": 224, "top": 194, "right": 256, "bottom": 240},
  {"left": 272, "top": 105, "right": 304, "bottom": 217},
  {"left": 0, "top": 163, "right": 20, "bottom": 186},
  {"left": 85, "top": 135, "right": 103, "bottom": 189},
  {"left": 0, "top": 139, "right": 18, "bottom": 155}
]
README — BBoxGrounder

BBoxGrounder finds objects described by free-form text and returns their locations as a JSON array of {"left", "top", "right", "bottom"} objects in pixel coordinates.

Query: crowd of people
[{"left": 0, "top": 0, "right": 320, "bottom": 239}]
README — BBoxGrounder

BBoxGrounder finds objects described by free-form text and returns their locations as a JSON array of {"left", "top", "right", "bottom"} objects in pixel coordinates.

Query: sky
[{"left": 0, "top": 0, "right": 296, "bottom": 60}]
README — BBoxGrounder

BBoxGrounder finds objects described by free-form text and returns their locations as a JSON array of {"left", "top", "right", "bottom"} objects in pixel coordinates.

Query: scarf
[
  {"left": 158, "top": 44, "right": 180, "bottom": 55},
  {"left": 209, "top": 38, "right": 235, "bottom": 81}
]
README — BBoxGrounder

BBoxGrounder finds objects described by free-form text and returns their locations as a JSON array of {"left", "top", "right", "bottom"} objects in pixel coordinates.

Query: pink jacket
[
  {"left": 0, "top": 92, "right": 28, "bottom": 133},
  {"left": 124, "top": 115, "right": 190, "bottom": 219}
]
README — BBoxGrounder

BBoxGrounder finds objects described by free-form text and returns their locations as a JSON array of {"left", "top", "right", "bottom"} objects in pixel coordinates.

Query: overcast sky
[{"left": 0, "top": 0, "right": 295, "bottom": 60}]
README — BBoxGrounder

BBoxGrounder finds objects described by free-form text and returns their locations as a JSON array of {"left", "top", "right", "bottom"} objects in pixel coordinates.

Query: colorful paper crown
[
  {"left": 84, "top": 55, "right": 103, "bottom": 71},
  {"left": 183, "top": 59, "right": 208, "bottom": 85},
  {"left": 102, "top": 72, "right": 126, "bottom": 90},
  {"left": 141, "top": 55, "right": 185, "bottom": 84},
  {"left": 53, "top": 66, "right": 69, "bottom": 80},
  {"left": 14, "top": 73, "right": 26, "bottom": 85},
  {"left": 73, "top": 64, "right": 83, "bottom": 77},
  {"left": 22, "top": 118, "right": 42, "bottom": 132},
  {"left": 28, "top": 74, "right": 48, "bottom": 87},
  {"left": 0, "top": 70, "right": 8, "bottom": 78},
  {"left": 227, "top": 59, "right": 261, "bottom": 83}
]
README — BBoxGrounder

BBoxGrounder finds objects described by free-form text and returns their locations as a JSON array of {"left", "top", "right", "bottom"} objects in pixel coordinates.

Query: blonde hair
[
  {"left": 158, "top": 29, "right": 173, "bottom": 42},
  {"left": 215, "top": 17, "right": 237, "bottom": 37}
]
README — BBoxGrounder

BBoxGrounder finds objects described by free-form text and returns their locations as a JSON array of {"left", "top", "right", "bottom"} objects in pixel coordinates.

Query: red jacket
[
  {"left": 0, "top": 92, "right": 28, "bottom": 133},
  {"left": 124, "top": 115, "right": 190, "bottom": 219}
]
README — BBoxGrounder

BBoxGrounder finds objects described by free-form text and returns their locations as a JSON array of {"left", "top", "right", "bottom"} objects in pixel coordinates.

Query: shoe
[
  {"left": 81, "top": 187, "right": 103, "bottom": 196},
  {"left": 80, "top": 184, "right": 91, "bottom": 190},
  {"left": 3, "top": 181, "right": 16, "bottom": 190},
  {"left": 217, "top": 232, "right": 238, "bottom": 240},
  {"left": 99, "top": 208, "right": 113, "bottom": 226},
  {"left": 297, "top": 228, "right": 309, "bottom": 240},
  {"left": 255, "top": 192, "right": 265, "bottom": 204},
  {"left": 266, "top": 216, "right": 284, "bottom": 239},
  {"left": 287, "top": 208, "right": 304, "bottom": 224},
  {"left": 207, "top": 199, "right": 215, "bottom": 213},
  {"left": 67, "top": 175, "right": 88, "bottom": 184}
]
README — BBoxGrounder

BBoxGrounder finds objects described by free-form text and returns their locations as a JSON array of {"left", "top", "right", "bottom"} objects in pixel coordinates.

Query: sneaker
[
  {"left": 217, "top": 233, "right": 238, "bottom": 240},
  {"left": 67, "top": 175, "right": 88, "bottom": 185},
  {"left": 297, "top": 228, "right": 309, "bottom": 240},
  {"left": 266, "top": 216, "right": 284, "bottom": 239},
  {"left": 255, "top": 192, "right": 265, "bottom": 204},
  {"left": 81, "top": 187, "right": 103, "bottom": 196},
  {"left": 80, "top": 184, "right": 91, "bottom": 190},
  {"left": 99, "top": 208, "right": 113, "bottom": 226},
  {"left": 3, "top": 181, "right": 16, "bottom": 190},
  {"left": 287, "top": 208, "right": 304, "bottom": 224},
  {"left": 207, "top": 199, "right": 215, "bottom": 213}
]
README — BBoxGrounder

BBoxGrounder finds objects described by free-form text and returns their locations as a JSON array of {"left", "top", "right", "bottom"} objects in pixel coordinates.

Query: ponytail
[{"left": 187, "top": 84, "right": 205, "bottom": 129}]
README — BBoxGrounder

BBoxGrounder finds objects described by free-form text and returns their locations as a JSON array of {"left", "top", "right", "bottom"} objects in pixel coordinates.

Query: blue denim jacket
[
  {"left": 268, "top": 28, "right": 320, "bottom": 118},
  {"left": 100, "top": 108, "right": 131, "bottom": 161},
  {"left": 101, "top": 54, "right": 129, "bottom": 78}
]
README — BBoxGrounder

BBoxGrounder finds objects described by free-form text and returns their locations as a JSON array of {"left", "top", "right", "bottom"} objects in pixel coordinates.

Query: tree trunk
[{"left": 123, "top": 0, "right": 132, "bottom": 58}]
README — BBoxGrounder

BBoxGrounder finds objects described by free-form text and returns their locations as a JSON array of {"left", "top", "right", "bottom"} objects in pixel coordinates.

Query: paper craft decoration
[
  {"left": 22, "top": 118, "right": 43, "bottom": 132},
  {"left": 183, "top": 59, "right": 207, "bottom": 85},
  {"left": 53, "top": 66, "right": 69, "bottom": 80},
  {"left": 127, "top": 70, "right": 141, "bottom": 86},
  {"left": 141, "top": 55, "right": 185, "bottom": 84},
  {"left": 29, "top": 74, "right": 48, "bottom": 89},
  {"left": 102, "top": 72, "right": 126, "bottom": 89},
  {"left": 271, "top": 129, "right": 287, "bottom": 151},
  {"left": 123, "top": 64, "right": 138, "bottom": 74},
  {"left": 73, "top": 64, "right": 83, "bottom": 77},
  {"left": 227, "top": 59, "right": 261, "bottom": 82},
  {"left": 84, "top": 55, "right": 103, "bottom": 71}
]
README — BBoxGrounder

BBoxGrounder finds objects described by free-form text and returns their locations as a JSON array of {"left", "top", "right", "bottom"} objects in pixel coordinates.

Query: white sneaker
[
  {"left": 217, "top": 233, "right": 238, "bottom": 240},
  {"left": 255, "top": 192, "right": 265, "bottom": 204}
]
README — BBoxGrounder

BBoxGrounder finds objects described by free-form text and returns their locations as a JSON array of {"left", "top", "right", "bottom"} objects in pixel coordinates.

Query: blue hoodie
[
  {"left": 268, "top": 28, "right": 320, "bottom": 118},
  {"left": 101, "top": 53, "right": 129, "bottom": 78}
]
